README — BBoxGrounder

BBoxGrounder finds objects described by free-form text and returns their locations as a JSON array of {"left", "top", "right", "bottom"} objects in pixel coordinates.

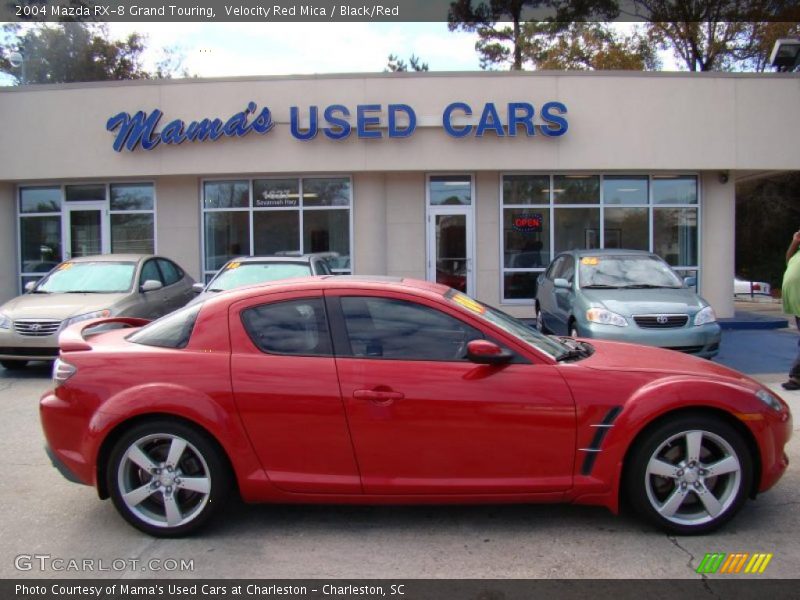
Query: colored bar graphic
[{"left": 697, "top": 552, "right": 773, "bottom": 575}]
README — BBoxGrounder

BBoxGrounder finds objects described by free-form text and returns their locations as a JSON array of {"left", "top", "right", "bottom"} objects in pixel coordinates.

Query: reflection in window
[
  {"left": 110, "top": 184, "right": 154, "bottom": 211},
  {"left": 603, "top": 176, "right": 648, "bottom": 205},
  {"left": 604, "top": 207, "right": 648, "bottom": 250},
  {"left": 20, "top": 187, "right": 61, "bottom": 213},
  {"left": 203, "top": 181, "right": 249, "bottom": 209},
  {"left": 204, "top": 211, "right": 250, "bottom": 271},
  {"left": 20, "top": 216, "right": 62, "bottom": 273},
  {"left": 111, "top": 214, "right": 155, "bottom": 253},
  {"left": 504, "top": 272, "right": 539, "bottom": 300},
  {"left": 254, "top": 211, "right": 300, "bottom": 255},
  {"left": 242, "top": 298, "right": 332, "bottom": 356},
  {"left": 303, "top": 178, "right": 351, "bottom": 207},
  {"left": 503, "top": 175, "right": 550, "bottom": 205},
  {"left": 429, "top": 176, "right": 472, "bottom": 206},
  {"left": 553, "top": 175, "right": 600, "bottom": 205},
  {"left": 554, "top": 208, "right": 600, "bottom": 253},
  {"left": 303, "top": 210, "right": 350, "bottom": 270},
  {"left": 652, "top": 176, "right": 698, "bottom": 205},
  {"left": 65, "top": 184, "right": 105, "bottom": 202},
  {"left": 654, "top": 207, "right": 698, "bottom": 266}
]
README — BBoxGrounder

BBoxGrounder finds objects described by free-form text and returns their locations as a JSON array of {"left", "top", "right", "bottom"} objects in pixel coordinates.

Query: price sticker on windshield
[
  {"left": 581, "top": 257, "right": 600, "bottom": 266},
  {"left": 58, "top": 262, "right": 74, "bottom": 270},
  {"left": 226, "top": 262, "right": 241, "bottom": 270},
  {"left": 451, "top": 292, "right": 486, "bottom": 315}
]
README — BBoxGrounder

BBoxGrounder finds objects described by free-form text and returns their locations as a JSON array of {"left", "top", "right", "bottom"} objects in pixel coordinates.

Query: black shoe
[{"left": 781, "top": 379, "right": 800, "bottom": 390}]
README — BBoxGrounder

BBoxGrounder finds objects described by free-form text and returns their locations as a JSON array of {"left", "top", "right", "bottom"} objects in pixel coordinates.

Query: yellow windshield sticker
[
  {"left": 58, "top": 262, "right": 74, "bottom": 270},
  {"left": 581, "top": 257, "right": 599, "bottom": 266},
  {"left": 451, "top": 293, "right": 486, "bottom": 314},
  {"left": 226, "top": 262, "right": 241, "bottom": 270}
]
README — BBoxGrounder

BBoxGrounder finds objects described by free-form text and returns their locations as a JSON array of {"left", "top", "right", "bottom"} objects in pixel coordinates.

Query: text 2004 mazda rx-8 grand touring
[{"left": 40, "top": 277, "right": 791, "bottom": 537}]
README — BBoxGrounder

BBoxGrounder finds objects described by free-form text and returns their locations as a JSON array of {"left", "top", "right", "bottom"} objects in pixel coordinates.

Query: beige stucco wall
[
  {"left": 700, "top": 173, "right": 736, "bottom": 318},
  {"left": 475, "top": 172, "right": 502, "bottom": 311},
  {"left": 385, "top": 173, "right": 425, "bottom": 280},
  {"left": 0, "top": 184, "right": 16, "bottom": 304},
  {"left": 352, "top": 173, "right": 387, "bottom": 277},
  {"left": 155, "top": 176, "right": 201, "bottom": 280},
  {"left": 1, "top": 72, "right": 799, "bottom": 182}
]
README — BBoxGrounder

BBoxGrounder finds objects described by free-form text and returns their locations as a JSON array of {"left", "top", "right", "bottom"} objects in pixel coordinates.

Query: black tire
[
  {"left": 625, "top": 414, "right": 752, "bottom": 535},
  {"left": 107, "top": 419, "right": 230, "bottom": 537},
  {"left": 1, "top": 360, "right": 28, "bottom": 370}
]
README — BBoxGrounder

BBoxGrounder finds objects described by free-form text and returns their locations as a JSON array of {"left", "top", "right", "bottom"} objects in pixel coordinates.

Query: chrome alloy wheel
[
  {"left": 644, "top": 429, "right": 741, "bottom": 527},
  {"left": 117, "top": 433, "right": 212, "bottom": 529}
]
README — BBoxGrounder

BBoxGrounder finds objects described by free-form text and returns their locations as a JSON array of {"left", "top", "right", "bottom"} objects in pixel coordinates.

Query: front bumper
[
  {"left": 0, "top": 329, "right": 59, "bottom": 360},
  {"left": 45, "top": 444, "right": 84, "bottom": 484},
  {"left": 577, "top": 321, "right": 722, "bottom": 358}
]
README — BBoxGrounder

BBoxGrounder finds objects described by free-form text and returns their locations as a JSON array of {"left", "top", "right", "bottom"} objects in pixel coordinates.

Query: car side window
[
  {"left": 140, "top": 259, "right": 163, "bottom": 287},
  {"left": 561, "top": 259, "right": 575, "bottom": 284},
  {"left": 546, "top": 257, "right": 564, "bottom": 280},
  {"left": 339, "top": 297, "right": 482, "bottom": 361},
  {"left": 242, "top": 298, "right": 332, "bottom": 356},
  {"left": 157, "top": 259, "right": 182, "bottom": 286}
]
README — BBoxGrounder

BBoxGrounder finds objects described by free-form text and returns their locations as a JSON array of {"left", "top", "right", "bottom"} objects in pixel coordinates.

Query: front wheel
[
  {"left": 625, "top": 415, "right": 752, "bottom": 535},
  {"left": 107, "top": 420, "right": 230, "bottom": 537},
  {"left": 535, "top": 304, "right": 549, "bottom": 334}
]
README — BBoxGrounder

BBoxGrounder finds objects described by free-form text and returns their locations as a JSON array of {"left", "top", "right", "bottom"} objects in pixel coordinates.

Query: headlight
[
  {"left": 0, "top": 312, "right": 10, "bottom": 330},
  {"left": 61, "top": 309, "right": 111, "bottom": 329},
  {"left": 755, "top": 388, "right": 783, "bottom": 412},
  {"left": 695, "top": 306, "right": 717, "bottom": 326},
  {"left": 586, "top": 308, "right": 628, "bottom": 327}
]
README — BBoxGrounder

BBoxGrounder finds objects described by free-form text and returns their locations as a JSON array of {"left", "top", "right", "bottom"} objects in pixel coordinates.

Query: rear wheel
[
  {"left": 625, "top": 415, "right": 752, "bottom": 535},
  {"left": 1, "top": 360, "right": 28, "bottom": 370},
  {"left": 107, "top": 420, "right": 230, "bottom": 537}
]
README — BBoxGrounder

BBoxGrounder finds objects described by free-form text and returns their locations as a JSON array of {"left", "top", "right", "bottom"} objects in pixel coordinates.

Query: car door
[
  {"left": 156, "top": 258, "right": 193, "bottom": 312},
  {"left": 130, "top": 258, "right": 168, "bottom": 319},
  {"left": 552, "top": 256, "right": 576, "bottom": 334},
  {"left": 538, "top": 256, "right": 564, "bottom": 333},
  {"left": 229, "top": 291, "right": 361, "bottom": 494},
  {"left": 326, "top": 290, "right": 576, "bottom": 495}
]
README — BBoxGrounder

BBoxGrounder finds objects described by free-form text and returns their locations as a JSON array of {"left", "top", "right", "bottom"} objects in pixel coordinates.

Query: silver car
[
  {"left": 0, "top": 254, "right": 195, "bottom": 369},
  {"left": 535, "top": 249, "right": 721, "bottom": 358}
]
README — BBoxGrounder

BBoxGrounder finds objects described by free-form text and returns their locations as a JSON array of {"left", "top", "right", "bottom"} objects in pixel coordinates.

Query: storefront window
[
  {"left": 20, "top": 216, "right": 62, "bottom": 274},
  {"left": 111, "top": 214, "right": 155, "bottom": 254},
  {"left": 20, "top": 187, "right": 61, "bottom": 213},
  {"left": 203, "top": 181, "right": 249, "bottom": 209},
  {"left": 110, "top": 183, "right": 155, "bottom": 211},
  {"left": 501, "top": 173, "right": 700, "bottom": 302},
  {"left": 603, "top": 176, "right": 648, "bottom": 205},
  {"left": 652, "top": 176, "right": 698, "bottom": 205},
  {"left": 65, "top": 184, "right": 105, "bottom": 202},
  {"left": 429, "top": 176, "right": 472, "bottom": 206},
  {"left": 604, "top": 207, "right": 648, "bottom": 250},
  {"left": 654, "top": 207, "right": 698, "bottom": 267},
  {"left": 553, "top": 175, "right": 600, "bottom": 205},
  {"left": 554, "top": 208, "right": 601, "bottom": 252},
  {"left": 202, "top": 176, "right": 352, "bottom": 279}
]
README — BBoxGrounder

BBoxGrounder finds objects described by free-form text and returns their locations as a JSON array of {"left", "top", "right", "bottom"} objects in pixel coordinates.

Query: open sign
[{"left": 512, "top": 213, "right": 543, "bottom": 233}]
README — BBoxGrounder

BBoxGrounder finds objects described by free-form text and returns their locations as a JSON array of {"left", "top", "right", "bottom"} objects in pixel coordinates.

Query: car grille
[
  {"left": 633, "top": 314, "right": 689, "bottom": 329},
  {"left": 13, "top": 319, "right": 63, "bottom": 337}
]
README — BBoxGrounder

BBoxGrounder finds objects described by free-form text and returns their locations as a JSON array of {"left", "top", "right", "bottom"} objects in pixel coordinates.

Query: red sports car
[{"left": 40, "top": 277, "right": 791, "bottom": 537}]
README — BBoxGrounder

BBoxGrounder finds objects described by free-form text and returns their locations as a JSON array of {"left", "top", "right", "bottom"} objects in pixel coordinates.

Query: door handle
[{"left": 353, "top": 389, "right": 404, "bottom": 403}]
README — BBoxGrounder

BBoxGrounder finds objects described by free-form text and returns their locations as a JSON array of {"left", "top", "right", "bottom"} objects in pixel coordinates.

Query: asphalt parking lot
[{"left": 1, "top": 327, "right": 798, "bottom": 580}]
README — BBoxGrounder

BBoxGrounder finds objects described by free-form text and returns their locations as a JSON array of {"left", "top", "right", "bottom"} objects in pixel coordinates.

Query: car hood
[
  {"left": 0, "top": 293, "right": 128, "bottom": 320},
  {"left": 581, "top": 287, "right": 706, "bottom": 316},
  {"left": 579, "top": 338, "right": 753, "bottom": 385}
]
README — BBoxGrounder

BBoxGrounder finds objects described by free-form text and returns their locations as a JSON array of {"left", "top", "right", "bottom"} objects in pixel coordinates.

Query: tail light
[{"left": 52, "top": 358, "right": 77, "bottom": 386}]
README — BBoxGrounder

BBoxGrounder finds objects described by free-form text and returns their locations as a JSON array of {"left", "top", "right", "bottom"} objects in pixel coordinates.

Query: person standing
[{"left": 781, "top": 230, "right": 800, "bottom": 390}]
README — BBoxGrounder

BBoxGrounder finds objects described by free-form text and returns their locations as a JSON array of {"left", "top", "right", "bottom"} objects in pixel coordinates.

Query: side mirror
[
  {"left": 24, "top": 281, "right": 37, "bottom": 292},
  {"left": 684, "top": 276, "right": 697, "bottom": 288},
  {"left": 466, "top": 339, "right": 513, "bottom": 365},
  {"left": 554, "top": 278, "right": 571, "bottom": 290},
  {"left": 140, "top": 279, "right": 163, "bottom": 293},
  {"left": 192, "top": 282, "right": 205, "bottom": 294}
]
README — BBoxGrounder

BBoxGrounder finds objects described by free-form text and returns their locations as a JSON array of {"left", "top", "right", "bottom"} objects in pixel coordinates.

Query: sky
[{"left": 111, "top": 22, "right": 483, "bottom": 77}]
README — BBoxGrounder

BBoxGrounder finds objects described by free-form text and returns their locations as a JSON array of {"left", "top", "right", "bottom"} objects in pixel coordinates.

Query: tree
[
  {"left": 632, "top": 0, "right": 800, "bottom": 71},
  {"left": 385, "top": 53, "right": 429, "bottom": 72},
  {"left": 523, "top": 22, "right": 660, "bottom": 70},
  {"left": 0, "top": 22, "right": 186, "bottom": 84}
]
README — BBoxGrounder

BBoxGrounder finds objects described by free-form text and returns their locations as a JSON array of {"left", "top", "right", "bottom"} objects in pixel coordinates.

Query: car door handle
[{"left": 353, "top": 389, "right": 404, "bottom": 403}]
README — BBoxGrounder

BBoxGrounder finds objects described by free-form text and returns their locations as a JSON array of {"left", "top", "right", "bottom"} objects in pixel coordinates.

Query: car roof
[
  {"left": 65, "top": 254, "right": 152, "bottom": 263},
  {"left": 223, "top": 255, "right": 318, "bottom": 265},
  {"left": 564, "top": 249, "right": 657, "bottom": 258},
  {"left": 201, "top": 276, "right": 450, "bottom": 307}
]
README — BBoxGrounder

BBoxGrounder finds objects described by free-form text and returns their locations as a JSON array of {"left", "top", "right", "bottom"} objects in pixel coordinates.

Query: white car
[{"left": 734, "top": 277, "right": 771, "bottom": 296}]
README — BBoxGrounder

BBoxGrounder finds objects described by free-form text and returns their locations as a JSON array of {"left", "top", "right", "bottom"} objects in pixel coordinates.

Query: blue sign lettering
[{"left": 106, "top": 101, "right": 274, "bottom": 152}]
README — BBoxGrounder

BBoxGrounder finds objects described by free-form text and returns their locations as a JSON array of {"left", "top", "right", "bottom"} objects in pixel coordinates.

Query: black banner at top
[{"left": 2, "top": 0, "right": 800, "bottom": 23}]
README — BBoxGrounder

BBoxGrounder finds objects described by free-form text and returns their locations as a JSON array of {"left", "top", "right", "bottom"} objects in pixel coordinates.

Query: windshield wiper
[
  {"left": 31, "top": 289, "right": 50, "bottom": 294},
  {"left": 208, "top": 288, "right": 223, "bottom": 293},
  {"left": 582, "top": 284, "right": 619, "bottom": 289},
  {"left": 553, "top": 337, "right": 593, "bottom": 361},
  {"left": 620, "top": 284, "right": 676, "bottom": 289}
]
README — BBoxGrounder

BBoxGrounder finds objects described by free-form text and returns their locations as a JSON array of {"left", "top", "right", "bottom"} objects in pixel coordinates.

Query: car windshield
[
  {"left": 445, "top": 290, "right": 571, "bottom": 360},
  {"left": 578, "top": 255, "right": 683, "bottom": 289},
  {"left": 35, "top": 261, "right": 136, "bottom": 293},
  {"left": 207, "top": 262, "right": 312, "bottom": 292}
]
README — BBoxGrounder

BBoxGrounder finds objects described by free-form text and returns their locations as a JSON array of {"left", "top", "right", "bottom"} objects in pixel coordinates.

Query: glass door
[{"left": 65, "top": 204, "right": 108, "bottom": 259}]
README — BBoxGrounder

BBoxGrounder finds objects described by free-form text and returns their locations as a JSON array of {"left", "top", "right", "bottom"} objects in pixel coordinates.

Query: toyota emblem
[{"left": 656, "top": 315, "right": 668, "bottom": 324}]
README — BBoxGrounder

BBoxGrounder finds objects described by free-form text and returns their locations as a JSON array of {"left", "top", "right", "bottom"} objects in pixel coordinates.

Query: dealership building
[{"left": 0, "top": 70, "right": 798, "bottom": 318}]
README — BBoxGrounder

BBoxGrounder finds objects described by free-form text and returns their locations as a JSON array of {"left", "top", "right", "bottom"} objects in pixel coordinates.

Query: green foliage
[
  {"left": 386, "top": 53, "right": 430, "bottom": 72},
  {"left": 0, "top": 22, "right": 186, "bottom": 84}
]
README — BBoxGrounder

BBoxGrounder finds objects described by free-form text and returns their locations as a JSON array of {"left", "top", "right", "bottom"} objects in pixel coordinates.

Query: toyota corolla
[{"left": 40, "top": 277, "right": 791, "bottom": 536}]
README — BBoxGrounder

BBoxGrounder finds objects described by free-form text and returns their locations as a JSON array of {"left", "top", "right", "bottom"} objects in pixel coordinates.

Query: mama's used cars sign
[{"left": 106, "top": 100, "right": 568, "bottom": 152}]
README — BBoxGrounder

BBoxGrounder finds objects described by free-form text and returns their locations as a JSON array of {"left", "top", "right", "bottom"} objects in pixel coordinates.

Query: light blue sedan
[{"left": 535, "top": 249, "right": 721, "bottom": 358}]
